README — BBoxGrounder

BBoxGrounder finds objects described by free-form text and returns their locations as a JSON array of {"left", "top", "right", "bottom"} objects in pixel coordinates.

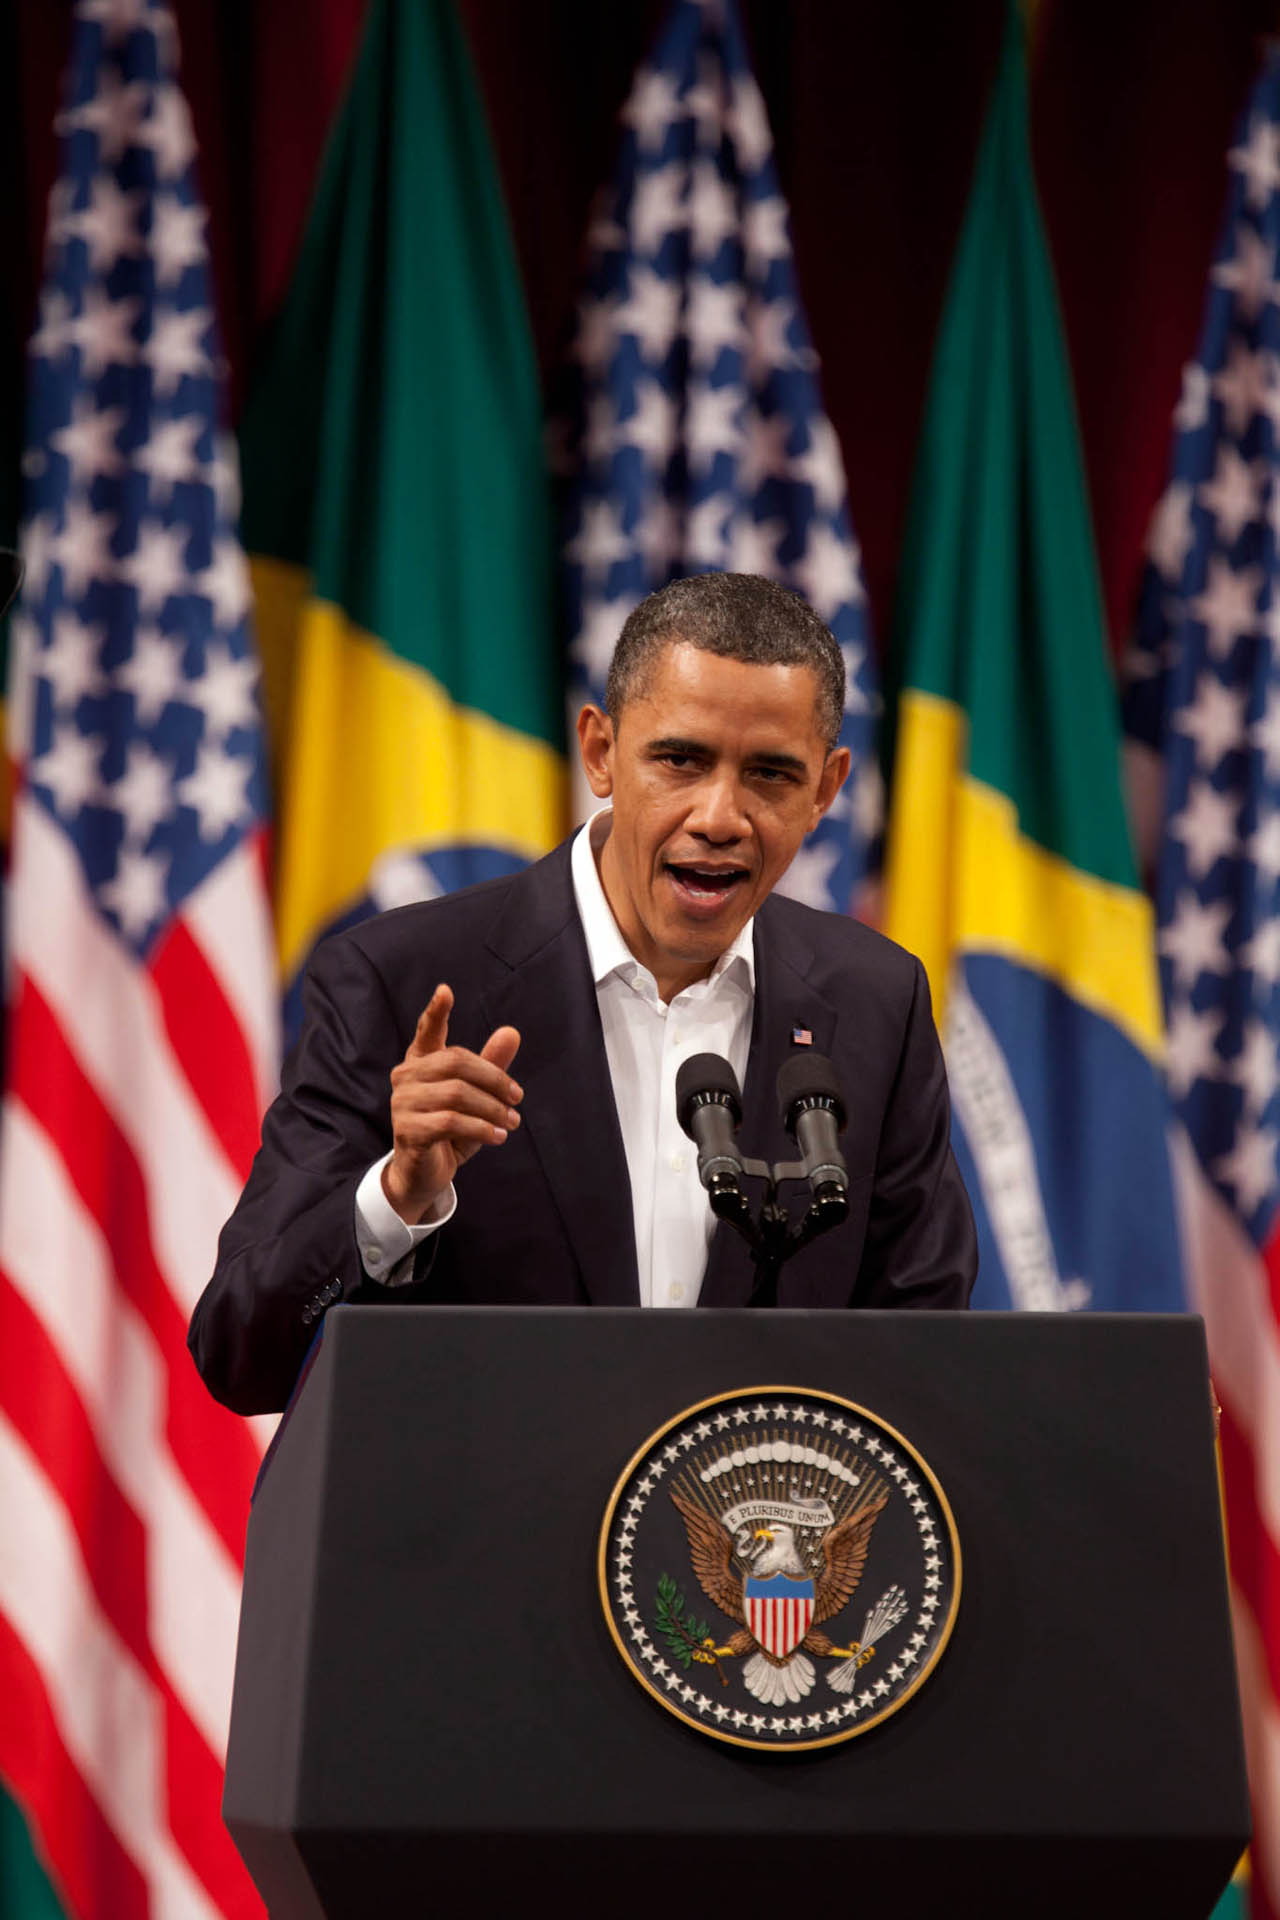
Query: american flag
[
  {"left": 1122, "top": 47, "right": 1280, "bottom": 1920},
  {"left": 555, "top": 0, "right": 881, "bottom": 913},
  {"left": 0, "top": 3, "right": 277, "bottom": 1915}
]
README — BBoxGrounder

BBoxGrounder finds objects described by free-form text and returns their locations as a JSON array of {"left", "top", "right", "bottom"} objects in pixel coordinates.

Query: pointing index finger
[{"left": 409, "top": 983, "right": 453, "bottom": 1059}]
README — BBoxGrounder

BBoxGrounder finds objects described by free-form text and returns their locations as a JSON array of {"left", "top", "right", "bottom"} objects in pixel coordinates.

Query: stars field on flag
[
  {"left": 1124, "top": 55, "right": 1280, "bottom": 1248},
  {"left": 16, "top": 2, "right": 268, "bottom": 961},
  {"left": 556, "top": 0, "right": 881, "bottom": 914}
]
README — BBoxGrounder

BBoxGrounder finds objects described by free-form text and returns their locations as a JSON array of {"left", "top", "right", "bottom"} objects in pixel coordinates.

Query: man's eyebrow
[
  {"left": 748, "top": 749, "right": 808, "bottom": 773},
  {"left": 645, "top": 734, "right": 711, "bottom": 756},
  {"left": 645, "top": 735, "right": 809, "bottom": 774}
]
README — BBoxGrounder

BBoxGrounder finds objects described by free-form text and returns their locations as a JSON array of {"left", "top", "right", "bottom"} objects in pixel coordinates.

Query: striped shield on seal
[{"left": 744, "top": 1574, "right": 816, "bottom": 1659}]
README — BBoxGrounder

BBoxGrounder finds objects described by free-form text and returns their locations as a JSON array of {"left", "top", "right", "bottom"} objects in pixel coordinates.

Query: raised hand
[{"left": 381, "top": 983, "right": 522, "bottom": 1224}]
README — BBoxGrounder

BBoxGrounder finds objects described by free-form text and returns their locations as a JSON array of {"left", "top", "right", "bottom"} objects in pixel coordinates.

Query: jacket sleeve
[
  {"left": 187, "top": 931, "right": 437, "bottom": 1414},
  {"left": 857, "top": 956, "right": 978, "bottom": 1309}
]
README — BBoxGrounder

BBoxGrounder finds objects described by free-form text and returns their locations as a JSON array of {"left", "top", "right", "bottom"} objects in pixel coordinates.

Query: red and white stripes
[
  {"left": 745, "top": 1589, "right": 815, "bottom": 1662},
  {"left": 1171, "top": 1126, "right": 1280, "bottom": 1920},
  {"left": 0, "top": 797, "right": 277, "bottom": 1917}
]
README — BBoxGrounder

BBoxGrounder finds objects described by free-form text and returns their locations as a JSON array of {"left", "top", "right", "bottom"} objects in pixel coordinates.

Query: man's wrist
[
  {"left": 380, "top": 1155, "right": 442, "bottom": 1227},
  {"left": 355, "top": 1153, "right": 457, "bottom": 1284}
]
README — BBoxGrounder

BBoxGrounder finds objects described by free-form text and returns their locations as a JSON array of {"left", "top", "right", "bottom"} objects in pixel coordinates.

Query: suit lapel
[
  {"left": 699, "top": 900, "right": 839, "bottom": 1308},
  {"left": 478, "top": 845, "right": 639, "bottom": 1306}
]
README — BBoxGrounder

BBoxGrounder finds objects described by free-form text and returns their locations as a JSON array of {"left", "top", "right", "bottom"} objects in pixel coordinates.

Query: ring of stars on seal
[{"left": 598, "top": 1386, "right": 960, "bottom": 1752}]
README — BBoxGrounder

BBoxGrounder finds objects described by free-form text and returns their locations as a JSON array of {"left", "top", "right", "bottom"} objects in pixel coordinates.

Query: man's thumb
[{"left": 480, "top": 1025, "right": 521, "bottom": 1074}]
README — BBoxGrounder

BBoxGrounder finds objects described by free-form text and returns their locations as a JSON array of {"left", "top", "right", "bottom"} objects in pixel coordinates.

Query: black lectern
[{"left": 223, "top": 1308, "right": 1248, "bottom": 1919}]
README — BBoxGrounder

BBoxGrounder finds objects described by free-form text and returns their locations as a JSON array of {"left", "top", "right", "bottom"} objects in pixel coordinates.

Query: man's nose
[{"left": 687, "top": 772, "right": 749, "bottom": 841}]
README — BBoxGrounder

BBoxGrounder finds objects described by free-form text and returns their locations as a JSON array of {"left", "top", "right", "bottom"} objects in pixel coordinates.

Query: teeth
[{"left": 668, "top": 863, "right": 743, "bottom": 893}]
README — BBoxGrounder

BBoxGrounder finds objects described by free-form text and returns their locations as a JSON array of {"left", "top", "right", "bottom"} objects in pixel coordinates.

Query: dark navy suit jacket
[{"left": 189, "top": 840, "right": 977, "bottom": 1412}]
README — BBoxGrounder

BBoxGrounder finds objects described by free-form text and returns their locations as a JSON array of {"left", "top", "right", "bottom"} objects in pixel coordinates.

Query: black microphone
[
  {"left": 777, "top": 1053, "right": 848, "bottom": 1203},
  {"left": 676, "top": 1053, "right": 745, "bottom": 1198}
]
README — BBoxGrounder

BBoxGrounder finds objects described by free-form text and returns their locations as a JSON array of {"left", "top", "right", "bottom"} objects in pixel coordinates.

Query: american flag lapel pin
[{"left": 791, "top": 1025, "right": 813, "bottom": 1046}]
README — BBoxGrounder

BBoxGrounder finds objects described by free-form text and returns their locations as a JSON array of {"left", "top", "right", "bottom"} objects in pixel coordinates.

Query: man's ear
[
  {"left": 576, "top": 704, "right": 616, "bottom": 799},
  {"left": 809, "top": 744, "right": 852, "bottom": 829}
]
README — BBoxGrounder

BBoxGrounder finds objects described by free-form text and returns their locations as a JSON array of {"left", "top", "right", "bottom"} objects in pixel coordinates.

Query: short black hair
[{"left": 604, "top": 573, "right": 845, "bottom": 749}]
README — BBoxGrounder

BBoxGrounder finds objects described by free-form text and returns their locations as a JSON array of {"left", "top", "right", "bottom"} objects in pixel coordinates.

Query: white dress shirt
[
  {"left": 571, "top": 808, "right": 754, "bottom": 1306},
  {"left": 354, "top": 809, "right": 755, "bottom": 1306}
]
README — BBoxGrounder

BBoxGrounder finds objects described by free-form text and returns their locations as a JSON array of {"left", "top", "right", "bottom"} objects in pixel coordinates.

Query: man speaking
[{"left": 190, "top": 573, "right": 977, "bottom": 1413}]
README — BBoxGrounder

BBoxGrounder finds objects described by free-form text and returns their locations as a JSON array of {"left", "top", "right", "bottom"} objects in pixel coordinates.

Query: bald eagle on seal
[{"left": 670, "top": 1485, "right": 889, "bottom": 1704}]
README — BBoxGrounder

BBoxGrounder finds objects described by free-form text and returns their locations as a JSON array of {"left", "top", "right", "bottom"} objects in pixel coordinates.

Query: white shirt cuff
[{"left": 354, "top": 1151, "right": 457, "bottom": 1287}]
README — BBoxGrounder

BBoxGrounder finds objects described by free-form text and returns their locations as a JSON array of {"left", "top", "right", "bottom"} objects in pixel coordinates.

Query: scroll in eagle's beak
[{"left": 753, "top": 1527, "right": 774, "bottom": 1544}]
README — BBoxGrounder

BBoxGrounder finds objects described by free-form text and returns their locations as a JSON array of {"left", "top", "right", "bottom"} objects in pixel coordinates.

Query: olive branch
[{"left": 654, "top": 1573, "right": 728, "bottom": 1685}]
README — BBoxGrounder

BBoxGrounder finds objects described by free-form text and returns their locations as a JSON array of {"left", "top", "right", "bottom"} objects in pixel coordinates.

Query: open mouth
[{"left": 664, "top": 862, "right": 749, "bottom": 909}]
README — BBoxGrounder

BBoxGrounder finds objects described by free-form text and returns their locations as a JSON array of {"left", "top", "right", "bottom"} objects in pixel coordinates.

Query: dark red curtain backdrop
[{"left": 2, "top": 0, "right": 1275, "bottom": 656}]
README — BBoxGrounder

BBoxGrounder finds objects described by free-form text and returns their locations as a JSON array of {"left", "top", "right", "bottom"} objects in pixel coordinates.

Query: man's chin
[{"left": 655, "top": 909, "right": 752, "bottom": 975}]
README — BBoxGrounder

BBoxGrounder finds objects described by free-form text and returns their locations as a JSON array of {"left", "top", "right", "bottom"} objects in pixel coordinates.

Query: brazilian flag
[
  {"left": 883, "top": 6, "right": 1184, "bottom": 1315},
  {"left": 240, "top": 0, "right": 567, "bottom": 1035}
]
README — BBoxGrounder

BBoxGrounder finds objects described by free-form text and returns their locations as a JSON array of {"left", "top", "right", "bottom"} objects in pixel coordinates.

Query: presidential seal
[{"left": 599, "top": 1387, "right": 959, "bottom": 1751}]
